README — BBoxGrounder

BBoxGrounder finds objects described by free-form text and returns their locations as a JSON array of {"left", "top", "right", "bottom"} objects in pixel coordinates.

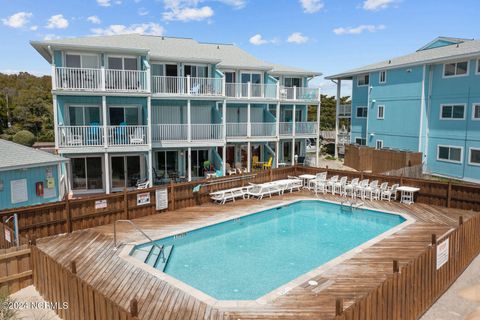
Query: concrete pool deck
[{"left": 35, "top": 191, "right": 480, "bottom": 319}]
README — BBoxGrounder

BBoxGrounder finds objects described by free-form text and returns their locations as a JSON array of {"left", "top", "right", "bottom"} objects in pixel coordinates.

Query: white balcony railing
[
  {"left": 225, "top": 83, "right": 278, "bottom": 99},
  {"left": 191, "top": 124, "right": 223, "bottom": 140},
  {"left": 279, "top": 86, "right": 319, "bottom": 101},
  {"left": 107, "top": 125, "right": 148, "bottom": 146},
  {"left": 55, "top": 67, "right": 102, "bottom": 91},
  {"left": 57, "top": 126, "right": 104, "bottom": 147},
  {"left": 279, "top": 122, "right": 293, "bottom": 136},
  {"left": 226, "top": 123, "right": 248, "bottom": 137},
  {"left": 152, "top": 124, "right": 188, "bottom": 141},
  {"left": 152, "top": 76, "right": 223, "bottom": 96},
  {"left": 339, "top": 104, "right": 352, "bottom": 117},
  {"left": 251, "top": 122, "right": 276, "bottom": 137},
  {"left": 105, "top": 69, "right": 148, "bottom": 92},
  {"left": 295, "top": 122, "right": 318, "bottom": 135}
]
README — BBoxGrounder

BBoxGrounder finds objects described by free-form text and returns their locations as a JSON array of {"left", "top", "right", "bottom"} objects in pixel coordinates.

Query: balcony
[
  {"left": 338, "top": 104, "right": 352, "bottom": 118},
  {"left": 279, "top": 87, "right": 319, "bottom": 102},
  {"left": 151, "top": 76, "right": 223, "bottom": 96},
  {"left": 295, "top": 122, "right": 318, "bottom": 136},
  {"left": 225, "top": 83, "right": 278, "bottom": 99},
  {"left": 279, "top": 122, "right": 293, "bottom": 136},
  {"left": 152, "top": 124, "right": 223, "bottom": 143},
  {"left": 250, "top": 122, "right": 276, "bottom": 137},
  {"left": 107, "top": 125, "right": 149, "bottom": 146},
  {"left": 57, "top": 126, "right": 104, "bottom": 148},
  {"left": 191, "top": 124, "right": 223, "bottom": 140},
  {"left": 54, "top": 67, "right": 148, "bottom": 93},
  {"left": 226, "top": 123, "right": 248, "bottom": 137}
]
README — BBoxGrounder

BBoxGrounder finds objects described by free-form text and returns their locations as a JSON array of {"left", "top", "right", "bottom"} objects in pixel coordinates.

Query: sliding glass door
[
  {"left": 111, "top": 155, "right": 142, "bottom": 189},
  {"left": 156, "top": 151, "right": 179, "bottom": 179},
  {"left": 71, "top": 157, "right": 103, "bottom": 191},
  {"left": 109, "top": 106, "right": 140, "bottom": 125},
  {"left": 241, "top": 73, "right": 262, "bottom": 97}
]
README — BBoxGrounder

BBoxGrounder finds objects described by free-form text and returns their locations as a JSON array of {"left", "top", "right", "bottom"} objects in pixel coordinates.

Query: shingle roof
[
  {"left": 326, "top": 38, "right": 480, "bottom": 80},
  {"left": 270, "top": 64, "right": 322, "bottom": 77},
  {"left": 31, "top": 34, "right": 320, "bottom": 76},
  {"left": 0, "top": 139, "right": 68, "bottom": 171}
]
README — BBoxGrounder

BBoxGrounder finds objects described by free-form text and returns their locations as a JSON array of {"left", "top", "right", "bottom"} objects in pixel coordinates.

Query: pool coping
[{"left": 118, "top": 197, "right": 415, "bottom": 309}]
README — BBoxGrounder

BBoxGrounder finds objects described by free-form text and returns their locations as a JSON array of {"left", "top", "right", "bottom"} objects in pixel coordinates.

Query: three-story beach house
[
  {"left": 327, "top": 37, "right": 480, "bottom": 183},
  {"left": 31, "top": 34, "right": 321, "bottom": 194}
]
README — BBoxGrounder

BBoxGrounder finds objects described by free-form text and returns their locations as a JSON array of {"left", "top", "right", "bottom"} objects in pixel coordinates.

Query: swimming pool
[{"left": 129, "top": 200, "right": 407, "bottom": 301}]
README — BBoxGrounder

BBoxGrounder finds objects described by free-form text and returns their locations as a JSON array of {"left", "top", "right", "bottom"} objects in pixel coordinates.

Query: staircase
[{"left": 132, "top": 244, "right": 175, "bottom": 271}]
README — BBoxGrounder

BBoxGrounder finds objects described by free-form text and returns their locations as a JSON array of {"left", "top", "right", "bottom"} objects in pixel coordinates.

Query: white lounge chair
[
  {"left": 281, "top": 177, "right": 303, "bottom": 193},
  {"left": 247, "top": 183, "right": 282, "bottom": 199},
  {"left": 136, "top": 180, "right": 150, "bottom": 189},
  {"left": 344, "top": 178, "right": 359, "bottom": 198},
  {"left": 210, "top": 187, "right": 247, "bottom": 204},
  {"left": 332, "top": 176, "right": 348, "bottom": 195},
  {"left": 381, "top": 184, "right": 399, "bottom": 201}
]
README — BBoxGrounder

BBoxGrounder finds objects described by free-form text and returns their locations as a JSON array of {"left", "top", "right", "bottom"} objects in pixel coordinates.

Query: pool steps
[{"left": 132, "top": 244, "right": 174, "bottom": 272}]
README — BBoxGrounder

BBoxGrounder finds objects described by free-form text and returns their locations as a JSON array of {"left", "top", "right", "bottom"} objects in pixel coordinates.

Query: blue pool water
[{"left": 131, "top": 200, "right": 405, "bottom": 300}]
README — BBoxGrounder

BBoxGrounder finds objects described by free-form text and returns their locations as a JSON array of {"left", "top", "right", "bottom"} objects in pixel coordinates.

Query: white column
[
  {"left": 104, "top": 152, "right": 111, "bottom": 194},
  {"left": 292, "top": 139, "right": 295, "bottom": 165},
  {"left": 247, "top": 81, "right": 251, "bottom": 99},
  {"left": 247, "top": 103, "right": 251, "bottom": 137},
  {"left": 52, "top": 94, "right": 58, "bottom": 150},
  {"left": 147, "top": 96, "right": 152, "bottom": 146},
  {"left": 187, "top": 75, "right": 191, "bottom": 95},
  {"left": 148, "top": 150, "right": 153, "bottom": 185},
  {"left": 292, "top": 104, "right": 296, "bottom": 136},
  {"left": 222, "top": 100, "right": 227, "bottom": 176},
  {"left": 187, "top": 99, "right": 192, "bottom": 142},
  {"left": 222, "top": 145, "right": 227, "bottom": 176},
  {"left": 316, "top": 99, "right": 321, "bottom": 167},
  {"left": 51, "top": 64, "right": 56, "bottom": 90},
  {"left": 187, "top": 147, "right": 192, "bottom": 181},
  {"left": 247, "top": 141, "right": 251, "bottom": 173},
  {"left": 275, "top": 140, "right": 280, "bottom": 168},
  {"left": 276, "top": 102, "right": 280, "bottom": 168},
  {"left": 101, "top": 66, "right": 106, "bottom": 91},
  {"left": 102, "top": 96, "right": 108, "bottom": 148},
  {"left": 334, "top": 80, "right": 341, "bottom": 159},
  {"left": 146, "top": 66, "right": 151, "bottom": 93}
]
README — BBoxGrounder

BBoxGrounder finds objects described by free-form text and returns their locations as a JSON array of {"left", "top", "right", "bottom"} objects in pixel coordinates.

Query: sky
[{"left": 1, "top": 0, "right": 480, "bottom": 96}]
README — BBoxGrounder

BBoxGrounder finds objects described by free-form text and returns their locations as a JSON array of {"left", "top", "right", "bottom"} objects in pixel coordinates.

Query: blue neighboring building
[
  {"left": 327, "top": 37, "right": 480, "bottom": 183},
  {"left": 0, "top": 139, "right": 69, "bottom": 210}
]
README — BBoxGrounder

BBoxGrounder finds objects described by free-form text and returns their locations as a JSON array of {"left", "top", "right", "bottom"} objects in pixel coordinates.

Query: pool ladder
[
  {"left": 340, "top": 200, "right": 364, "bottom": 212},
  {"left": 113, "top": 220, "right": 166, "bottom": 263}
]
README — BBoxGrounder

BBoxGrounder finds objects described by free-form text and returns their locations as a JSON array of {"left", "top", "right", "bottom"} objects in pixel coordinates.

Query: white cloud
[
  {"left": 44, "top": 34, "right": 61, "bottom": 40},
  {"left": 1, "top": 12, "right": 33, "bottom": 28},
  {"left": 91, "top": 22, "right": 165, "bottom": 36},
  {"left": 287, "top": 32, "right": 309, "bottom": 44},
  {"left": 30, "top": 25, "right": 38, "bottom": 31},
  {"left": 163, "top": 6, "right": 213, "bottom": 21},
  {"left": 299, "top": 0, "right": 324, "bottom": 13},
  {"left": 97, "top": 0, "right": 112, "bottom": 6},
  {"left": 87, "top": 15, "right": 101, "bottom": 24},
  {"left": 333, "top": 24, "right": 385, "bottom": 35},
  {"left": 363, "top": 0, "right": 395, "bottom": 11},
  {"left": 249, "top": 34, "right": 278, "bottom": 45},
  {"left": 138, "top": 7, "right": 149, "bottom": 16},
  {"left": 46, "top": 14, "right": 69, "bottom": 29},
  {"left": 217, "top": 0, "right": 246, "bottom": 9}
]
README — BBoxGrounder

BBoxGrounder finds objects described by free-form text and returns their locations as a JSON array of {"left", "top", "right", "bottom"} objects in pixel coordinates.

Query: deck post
[
  {"left": 447, "top": 181, "right": 452, "bottom": 208},
  {"left": 459, "top": 215, "right": 464, "bottom": 226},
  {"left": 247, "top": 103, "right": 251, "bottom": 138},
  {"left": 70, "top": 260, "right": 77, "bottom": 274},
  {"left": 393, "top": 259, "right": 399, "bottom": 273},
  {"left": 65, "top": 197, "right": 72, "bottom": 233},
  {"left": 222, "top": 99, "right": 227, "bottom": 176},
  {"left": 335, "top": 80, "right": 341, "bottom": 159},
  {"left": 316, "top": 91, "right": 321, "bottom": 167},
  {"left": 187, "top": 99, "right": 192, "bottom": 142},
  {"left": 170, "top": 180, "right": 175, "bottom": 211},
  {"left": 276, "top": 102, "right": 280, "bottom": 168},
  {"left": 187, "top": 147, "right": 192, "bottom": 182},
  {"left": 130, "top": 298, "right": 138, "bottom": 317},
  {"left": 431, "top": 233, "right": 437, "bottom": 245},
  {"left": 104, "top": 152, "right": 111, "bottom": 194},
  {"left": 247, "top": 141, "right": 251, "bottom": 173},
  {"left": 124, "top": 188, "right": 129, "bottom": 220},
  {"left": 335, "top": 298, "right": 343, "bottom": 316},
  {"left": 292, "top": 104, "right": 296, "bottom": 166}
]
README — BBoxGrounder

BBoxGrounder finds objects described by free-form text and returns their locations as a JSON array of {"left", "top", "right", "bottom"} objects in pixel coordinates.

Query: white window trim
[
  {"left": 107, "top": 104, "right": 143, "bottom": 125},
  {"left": 439, "top": 103, "right": 466, "bottom": 120},
  {"left": 476, "top": 59, "right": 480, "bottom": 75},
  {"left": 377, "top": 105, "right": 385, "bottom": 119},
  {"left": 379, "top": 70, "right": 387, "bottom": 84},
  {"left": 106, "top": 55, "right": 139, "bottom": 70},
  {"left": 469, "top": 148, "right": 480, "bottom": 166},
  {"left": 376, "top": 140, "right": 384, "bottom": 149},
  {"left": 437, "top": 144, "right": 463, "bottom": 164},
  {"left": 356, "top": 106, "right": 368, "bottom": 119},
  {"left": 442, "top": 61, "right": 469, "bottom": 79},
  {"left": 357, "top": 74, "right": 369, "bottom": 87},
  {"left": 65, "top": 104, "right": 102, "bottom": 126},
  {"left": 63, "top": 52, "right": 101, "bottom": 69},
  {"left": 472, "top": 103, "right": 480, "bottom": 120},
  {"left": 240, "top": 71, "right": 264, "bottom": 85}
]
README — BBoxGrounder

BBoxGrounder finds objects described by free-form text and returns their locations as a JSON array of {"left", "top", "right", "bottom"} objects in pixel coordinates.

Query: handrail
[{"left": 113, "top": 220, "right": 165, "bottom": 262}]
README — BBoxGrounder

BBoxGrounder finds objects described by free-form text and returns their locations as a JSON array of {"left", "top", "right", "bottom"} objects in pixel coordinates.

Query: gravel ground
[
  {"left": 421, "top": 254, "right": 480, "bottom": 320},
  {"left": 9, "top": 285, "right": 61, "bottom": 320}
]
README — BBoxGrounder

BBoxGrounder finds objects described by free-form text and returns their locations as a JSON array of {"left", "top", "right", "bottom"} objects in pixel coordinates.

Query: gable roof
[
  {"left": 31, "top": 34, "right": 320, "bottom": 76},
  {"left": 326, "top": 37, "right": 480, "bottom": 80},
  {"left": 417, "top": 36, "right": 473, "bottom": 51},
  {"left": 0, "top": 139, "right": 68, "bottom": 171}
]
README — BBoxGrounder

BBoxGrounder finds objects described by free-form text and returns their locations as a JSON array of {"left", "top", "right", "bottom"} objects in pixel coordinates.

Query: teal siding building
[
  {"left": 31, "top": 35, "right": 321, "bottom": 195},
  {"left": 327, "top": 37, "right": 480, "bottom": 183},
  {"left": 0, "top": 140, "right": 68, "bottom": 210}
]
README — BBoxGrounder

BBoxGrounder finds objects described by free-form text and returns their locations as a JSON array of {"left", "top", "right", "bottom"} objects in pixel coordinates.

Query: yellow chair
[
  {"left": 252, "top": 155, "right": 261, "bottom": 169},
  {"left": 263, "top": 157, "right": 273, "bottom": 170}
]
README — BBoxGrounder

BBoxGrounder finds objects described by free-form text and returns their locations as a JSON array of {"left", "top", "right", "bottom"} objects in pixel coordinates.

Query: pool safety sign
[
  {"left": 155, "top": 188, "right": 168, "bottom": 211},
  {"left": 137, "top": 192, "right": 151, "bottom": 206},
  {"left": 436, "top": 238, "right": 449, "bottom": 270},
  {"left": 95, "top": 199, "right": 107, "bottom": 210}
]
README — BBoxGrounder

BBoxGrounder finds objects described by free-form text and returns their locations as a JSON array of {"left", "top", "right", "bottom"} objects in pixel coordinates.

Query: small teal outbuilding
[{"left": 0, "top": 139, "right": 69, "bottom": 210}]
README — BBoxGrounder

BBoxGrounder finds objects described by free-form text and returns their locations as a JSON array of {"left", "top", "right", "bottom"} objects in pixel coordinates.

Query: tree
[
  {"left": 308, "top": 95, "right": 351, "bottom": 131},
  {"left": 13, "top": 130, "right": 36, "bottom": 146}
]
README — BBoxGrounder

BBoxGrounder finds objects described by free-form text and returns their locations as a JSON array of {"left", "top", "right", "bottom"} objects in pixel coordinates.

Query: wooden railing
[
  {"left": 57, "top": 125, "right": 104, "bottom": 147},
  {"left": 107, "top": 125, "right": 148, "bottom": 146}
]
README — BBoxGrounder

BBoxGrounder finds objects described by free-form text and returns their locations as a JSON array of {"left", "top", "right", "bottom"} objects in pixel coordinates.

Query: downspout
[
  {"left": 462, "top": 86, "right": 470, "bottom": 179},
  {"left": 425, "top": 66, "right": 433, "bottom": 173}
]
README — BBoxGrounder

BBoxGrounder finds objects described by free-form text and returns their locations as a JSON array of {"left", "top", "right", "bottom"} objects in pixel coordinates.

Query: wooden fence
[
  {"left": 344, "top": 145, "right": 423, "bottom": 174},
  {"left": 31, "top": 246, "right": 139, "bottom": 320},
  {"left": 335, "top": 213, "right": 480, "bottom": 320},
  {"left": 1, "top": 165, "right": 480, "bottom": 248},
  {"left": 0, "top": 245, "right": 32, "bottom": 296}
]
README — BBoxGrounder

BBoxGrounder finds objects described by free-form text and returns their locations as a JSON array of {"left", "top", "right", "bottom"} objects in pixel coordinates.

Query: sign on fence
[
  {"left": 95, "top": 199, "right": 107, "bottom": 210},
  {"left": 156, "top": 188, "right": 168, "bottom": 211},
  {"left": 137, "top": 192, "right": 151, "bottom": 206},
  {"left": 4, "top": 228, "right": 11, "bottom": 243},
  {"left": 436, "top": 238, "right": 449, "bottom": 270}
]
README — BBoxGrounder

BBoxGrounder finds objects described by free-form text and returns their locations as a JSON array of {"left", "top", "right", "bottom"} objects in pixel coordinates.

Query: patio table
[
  {"left": 397, "top": 186, "right": 420, "bottom": 205},
  {"left": 298, "top": 174, "right": 317, "bottom": 189}
]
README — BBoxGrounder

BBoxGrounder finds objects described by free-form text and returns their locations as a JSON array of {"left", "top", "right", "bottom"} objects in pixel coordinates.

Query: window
[
  {"left": 379, "top": 70, "right": 387, "bottom": 84},
  {"left": 437, "top": 145, "right": 462, "bottom": 163},
  {"left": 376, "top": 140, "right": 384, "bottom": 149},
  {"left": 68, "top": 105, "right": 101, "bottom": 126},
  {"left": 477, "top": 59, "right": 480, "bottom": 74},
  {"left": 71, "top": 157, "right": 103, "bottom": 190},
  {"left": 440, "top": 104, "right": 465, "bottom": 120},
  {"left": 284, "top": 77, "right": 301, "bottom": 87},
  {"left": 473, "top": 104, "right": 480, "bottom": 120},
  {"left": 443, "top": 61, "right": 468, "bottom": 77},
  {"left": 355, "top": 137, "right": 367, "bottom": 145},
  {"left": 184, "top": 65, "right": 208, "bottom": 77},
  {"left": 357, "top": 74, "right": 369, "bottom": 86},
  {"left": 108, "top": 56, "right": 137, "bottom": 70},
  {"left": 65, "top": 53, "right": 99, "bottom": 69},
  {"left": 377, "top": 105, "right": 385, "bottom": 119},
  {"left": 356, "top": 106, "right": 368, "bottom": 118},
  {"left": 469, "top": 148, "right": 480, "bottom": 166}
]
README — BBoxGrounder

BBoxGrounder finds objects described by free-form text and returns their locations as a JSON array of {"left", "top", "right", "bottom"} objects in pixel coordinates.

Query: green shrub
[
  {"left": 0, "top": 295, "right": 18, "bottom": 320},
  {"left": 12, "top": 130, "right": 36, "bottom": 147},
  {"left": 37, "top": 129, "right": 55, "bottom": 142},
  {"left": 0, "top": 133, "right": 13, "bottom": 141}
]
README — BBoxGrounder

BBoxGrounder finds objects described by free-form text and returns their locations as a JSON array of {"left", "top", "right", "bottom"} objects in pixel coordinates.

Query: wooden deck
[{"left": 36, "top": 191, "right": 479, "bottom": 320}]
